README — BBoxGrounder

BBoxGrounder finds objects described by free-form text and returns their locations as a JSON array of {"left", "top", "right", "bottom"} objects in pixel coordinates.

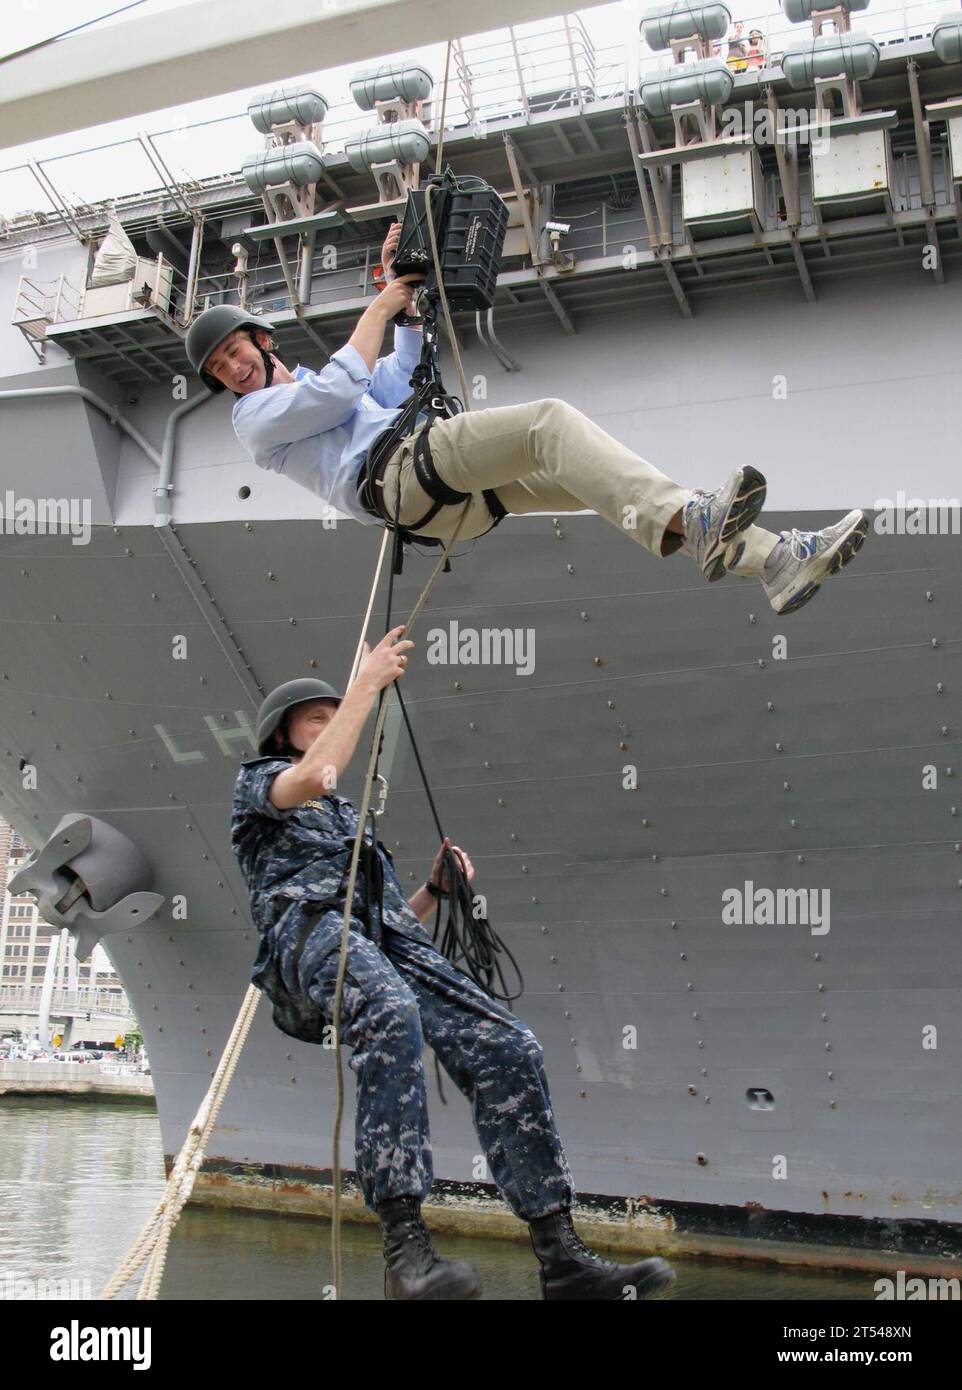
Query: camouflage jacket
[{"left": 230, "top": 755, "right": 435, "bottom": 1041}]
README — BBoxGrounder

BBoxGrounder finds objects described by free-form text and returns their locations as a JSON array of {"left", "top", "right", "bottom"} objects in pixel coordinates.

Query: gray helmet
[
  {"left": 186, "top": 305, "right": 276, "bottom": 393},
  {"left": 256, "top": 678, "right": 343, "bottom": 755}
]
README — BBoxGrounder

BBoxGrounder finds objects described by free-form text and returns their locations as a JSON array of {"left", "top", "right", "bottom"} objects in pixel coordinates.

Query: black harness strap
[
  {"left": 411, "top": 426, "right": 469, "bottom": 511},
  {"left": 409, "top": 427, "right": 507, "bottom": 531},
  {"left": 354, "top": 303, "right": 506, "bottom": 574}
]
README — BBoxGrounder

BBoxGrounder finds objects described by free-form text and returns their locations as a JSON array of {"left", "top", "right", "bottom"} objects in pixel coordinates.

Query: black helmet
[
  {"left": 256, "top": 678, "right": 343, "bottom": 755},
  {"left": 185, "top": 305, "right": 276, "bottom": 393}
]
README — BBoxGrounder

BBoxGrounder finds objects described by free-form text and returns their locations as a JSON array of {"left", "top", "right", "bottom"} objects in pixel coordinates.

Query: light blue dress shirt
[{"left": 232, "top": 324, "right": 429, "bottom": 525}]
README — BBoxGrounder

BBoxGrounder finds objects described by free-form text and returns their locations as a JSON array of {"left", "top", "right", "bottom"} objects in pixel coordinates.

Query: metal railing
[
  {"left": 0, "top": 985, "right": 132, "bottom": 1018},
  {"left": 637, "top": 0, "right": 949, "bottom": 82},
  {"left": 12, "top": 272, "right": 81, "bottom": 335},
  {"left": 0, "top": 2, "right": 955, "bottom": 330},
  {"left": 12, "top": 246, "right": 201, "bottom": 332},
  {"left": 450, "top": 14, "right": 598, "bottom": 124},
  {"left": 0, "top": 3, "right": 951, "bottom": 234}
]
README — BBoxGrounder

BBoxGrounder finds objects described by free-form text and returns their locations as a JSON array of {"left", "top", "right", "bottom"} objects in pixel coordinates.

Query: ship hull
[{"left": 1, "top": 267, "right": 961, "bottom": 1268}]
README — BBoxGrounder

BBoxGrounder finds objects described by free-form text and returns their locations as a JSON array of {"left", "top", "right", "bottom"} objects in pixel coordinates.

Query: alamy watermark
[
  {"left": 873, "top": 492, "right": 961, "bottom": 536},
  {"left": 722, "top": 881, "right": 830, "bottom": 935},
  {"left": 0, "top": 492, "right": 91, "bottom": 545},
  {"left": 875, "top": 1270, "right": 960, "bottom": 1299},
  {"left": 718, "top": 101, "right": 832, "bottom": 149},
  {"left": 426, "top": 621, "right": 535, "bottom": 676},
  {"left": 50, "top": 1319, "right": 151, "bottom": 1368},
  {"left": 2, "top": 1269, "right": 92, "bottom": 1299}
]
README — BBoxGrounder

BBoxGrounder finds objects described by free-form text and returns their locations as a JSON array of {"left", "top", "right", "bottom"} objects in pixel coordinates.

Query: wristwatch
[{"left": 425, "top": 879, "right": 449, "bottom": 900}]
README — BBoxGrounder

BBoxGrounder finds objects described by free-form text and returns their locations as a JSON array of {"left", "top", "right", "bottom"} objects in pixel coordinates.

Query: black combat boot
[
  {"left": 528, "top": 1207, "right": 676, "bottom": 1300},
  {"left": 378, "top": 1196, "right": 482, "bottom": 1300}
]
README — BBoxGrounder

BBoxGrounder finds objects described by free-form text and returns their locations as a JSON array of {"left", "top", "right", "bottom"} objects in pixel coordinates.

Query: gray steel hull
[{"left": 1, "top": 269, "right": 960, "bottom": 1260}]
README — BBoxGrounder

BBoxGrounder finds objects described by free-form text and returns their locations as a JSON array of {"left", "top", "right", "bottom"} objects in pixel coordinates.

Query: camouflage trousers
[{"left": 301, "top": 922, "right": 575, "bottom": 1221}]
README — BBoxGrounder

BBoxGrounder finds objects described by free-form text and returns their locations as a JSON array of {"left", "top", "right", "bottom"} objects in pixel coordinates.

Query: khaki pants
[{"left": 378, "top": 397, "right": 779, "bottom": 575}]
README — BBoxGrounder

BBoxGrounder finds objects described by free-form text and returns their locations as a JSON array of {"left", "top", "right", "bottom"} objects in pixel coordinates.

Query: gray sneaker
[
  {"left": 761, "top": 510, "right": 869, "bottom": 615},
  {"left": 682, "top": 466, "right": 767, "bottom": 582}
]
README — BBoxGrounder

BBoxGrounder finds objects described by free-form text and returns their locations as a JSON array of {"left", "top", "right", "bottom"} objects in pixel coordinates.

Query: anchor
[{"left": 8, "top": 814, "right": 165, "bottom": 961}]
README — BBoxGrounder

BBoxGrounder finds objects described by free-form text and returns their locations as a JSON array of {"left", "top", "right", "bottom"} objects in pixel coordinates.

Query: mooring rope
[{"left": 99, "top": 981, "right": 260, "bottom": 1298}]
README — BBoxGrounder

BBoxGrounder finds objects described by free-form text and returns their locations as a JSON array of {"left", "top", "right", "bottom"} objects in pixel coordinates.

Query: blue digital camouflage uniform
[{"left": 230, "top": 755, "right": 575, "bottom": 1220}]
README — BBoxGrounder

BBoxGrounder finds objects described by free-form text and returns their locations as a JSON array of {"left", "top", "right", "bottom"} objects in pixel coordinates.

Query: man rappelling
[
  {"left": 230, "top": 633, "right": 678, "bottom": 1301},
  {"left": 187, "top": 219, "right": 868, "bottom": 616}
]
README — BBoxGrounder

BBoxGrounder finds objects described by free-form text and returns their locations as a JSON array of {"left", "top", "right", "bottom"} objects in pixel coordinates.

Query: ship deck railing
[
  {"left": 1, "top": 0, "right": 959, "bottom": 378},
  {"left": 0, "top": 2, "right": 950, "bottom": 238}
]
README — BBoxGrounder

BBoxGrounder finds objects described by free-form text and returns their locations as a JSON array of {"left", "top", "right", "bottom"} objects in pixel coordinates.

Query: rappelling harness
[{"left": 354, "top": 298, "right": 507, "bottom": 576}]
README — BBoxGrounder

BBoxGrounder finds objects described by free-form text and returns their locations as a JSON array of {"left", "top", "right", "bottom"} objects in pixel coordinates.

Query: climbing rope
[
  {"left": 329, "top": 39, "right": 479, "bottom": 1297},
  {"left": 100, "top": 42, "right": 494, "bottom": 1300},
  {"left": 328, "top": 500, "right": 471, "bottom": 1298}
]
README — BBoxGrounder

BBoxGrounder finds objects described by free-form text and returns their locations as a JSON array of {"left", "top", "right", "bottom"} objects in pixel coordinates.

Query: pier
[{"left": 0, "top": 1060, "right": 154, "bottom": 1101}]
